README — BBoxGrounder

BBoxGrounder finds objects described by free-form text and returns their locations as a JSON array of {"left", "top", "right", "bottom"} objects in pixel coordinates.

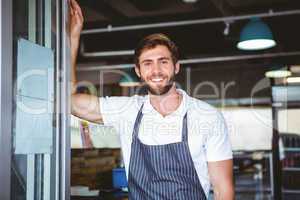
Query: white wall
[
  {"left": 278, "top": 109, "right": 300, "bottom": 134},
  {"left": 221, "top": 107, "right": 300, "bottom": 151},
  {"left": 222, "top": 107, "right": 273, "bottom": 151}
]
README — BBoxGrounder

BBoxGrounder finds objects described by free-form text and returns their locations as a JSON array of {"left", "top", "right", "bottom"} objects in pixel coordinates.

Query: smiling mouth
[{"left": 150, "top": 77, "right": 164, "bottom": 83}]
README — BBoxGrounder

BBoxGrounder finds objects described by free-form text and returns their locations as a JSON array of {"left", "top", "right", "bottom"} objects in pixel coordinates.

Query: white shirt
[{"left": 99, "top": 89, "right": 232, "bottom": 197}]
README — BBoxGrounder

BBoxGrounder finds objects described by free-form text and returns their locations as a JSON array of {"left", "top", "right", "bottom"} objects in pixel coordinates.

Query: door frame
[
  {"left": 0, "top": 0, "right": 13, "bottom": 199},
  {"left": 57, "top": 0, "right": 72, "bottom": 199}
]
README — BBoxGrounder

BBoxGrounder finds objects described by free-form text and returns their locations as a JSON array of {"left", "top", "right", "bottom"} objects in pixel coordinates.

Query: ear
[
  {"left": 175, "top": 62, "right": 180, "bottom": 74},
  {"left": 134, "top": 65, "right": 141, "bottom": 77}
]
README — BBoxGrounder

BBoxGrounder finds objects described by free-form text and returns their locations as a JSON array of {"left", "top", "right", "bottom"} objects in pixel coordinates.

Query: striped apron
[{"left": 128, "top": 105, "right": 207, "bottom": 200}]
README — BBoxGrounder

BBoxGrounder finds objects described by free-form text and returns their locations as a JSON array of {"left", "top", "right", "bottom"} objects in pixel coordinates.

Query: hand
[{"left": 69, "top": 0, "right": 84, "bottom": 44}]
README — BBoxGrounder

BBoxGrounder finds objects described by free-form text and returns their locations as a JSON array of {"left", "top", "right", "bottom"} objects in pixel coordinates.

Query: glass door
[{"left": 9, "top": 0, "right": 71, "bottom": 200}]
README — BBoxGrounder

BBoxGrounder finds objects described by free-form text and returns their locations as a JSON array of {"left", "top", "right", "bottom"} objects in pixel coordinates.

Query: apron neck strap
[
  {"left": 181, "top": 112, "right": 188, "bottom": 142},
  {"left": 132, "top": 104, "right": 144, "bottom": 139}
]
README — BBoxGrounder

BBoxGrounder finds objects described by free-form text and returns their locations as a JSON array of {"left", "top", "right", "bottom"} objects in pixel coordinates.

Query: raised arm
[{"left": 69, "top": 0, "right": 103, "bottom": 123}]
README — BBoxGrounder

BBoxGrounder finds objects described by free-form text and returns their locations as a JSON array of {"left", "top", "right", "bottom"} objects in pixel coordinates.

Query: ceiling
[
  {"left": 77, "top": 0, "right": 300, "bottom": 65},
  {"left": 76, "top": 0, "right": 300, "bottom": 102}
]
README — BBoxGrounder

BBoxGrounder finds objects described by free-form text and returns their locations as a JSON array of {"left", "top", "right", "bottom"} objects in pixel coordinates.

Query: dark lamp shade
[{"left": 237, "top": 18, "right": 276, "bottom": 50}]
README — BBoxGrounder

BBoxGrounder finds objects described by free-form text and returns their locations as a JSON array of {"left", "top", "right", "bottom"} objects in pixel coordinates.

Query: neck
[{"left": 149, "top": 84, "right": 182, "bottom": 117}]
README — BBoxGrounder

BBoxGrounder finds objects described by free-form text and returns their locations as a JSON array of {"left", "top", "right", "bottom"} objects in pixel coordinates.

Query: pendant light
[
  {"left": 265, "top": 66, "right": 291, "bottom": 78},
  {"left": 237, "top": 18, "right": 276, "bottom": 50}
]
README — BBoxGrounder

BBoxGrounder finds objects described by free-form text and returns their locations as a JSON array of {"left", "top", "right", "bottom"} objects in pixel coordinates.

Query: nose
[{"left": 151, "top": 61, "right": 162, "bottom": 74}]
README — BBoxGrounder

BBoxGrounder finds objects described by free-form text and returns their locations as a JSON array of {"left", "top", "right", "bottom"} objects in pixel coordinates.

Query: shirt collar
[{"left": 142, "top": 89, "right": 189, "bottom": 117}]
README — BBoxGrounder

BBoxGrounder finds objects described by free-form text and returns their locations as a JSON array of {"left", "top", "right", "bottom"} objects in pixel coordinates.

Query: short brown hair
[{"left": 134, "top": 33, "right": 179, "bottom": 67}]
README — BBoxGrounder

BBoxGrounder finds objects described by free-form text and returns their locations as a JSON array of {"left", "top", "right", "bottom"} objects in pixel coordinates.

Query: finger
[
  {"left": 77, "top": 8, "right": 84, "bottom": 23},
  {"left": 69, "top": 0, "right": 74, "bottom": 15},
  {"left": 70, "top": 6, "right": 74, "bottom": 16},
  {"left": 70, "top": 0, "right": 77, "bottom": 13},
  {"left": 71, "top": 0, "right": 80, "bottom": 11},
  {"left": 77, "top": 6, "right": 84, "bottom": 22},
  {"left": 72, "top": 0, "right": 84, "bottom": 22},
  {"left": 75, "top": 13, "right": 83, "bottom": 27}
]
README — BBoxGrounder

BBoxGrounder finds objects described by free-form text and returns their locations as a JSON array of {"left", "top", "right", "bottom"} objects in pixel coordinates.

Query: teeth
[{"left": 151, "top": 78, "right": 163, "bottom": 82}]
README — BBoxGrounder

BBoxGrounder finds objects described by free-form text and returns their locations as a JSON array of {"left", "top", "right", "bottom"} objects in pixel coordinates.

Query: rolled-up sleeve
[{"left": 99, "top": 96, "right": 138, "bottom": 129}]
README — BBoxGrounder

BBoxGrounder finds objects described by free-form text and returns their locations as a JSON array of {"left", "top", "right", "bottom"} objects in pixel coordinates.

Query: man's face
[{"left": 135, "top": 45, "right": 180, "bottom": 95}]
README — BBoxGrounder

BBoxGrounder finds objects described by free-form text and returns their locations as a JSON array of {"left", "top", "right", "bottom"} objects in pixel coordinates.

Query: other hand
[{"left": 69, "top": 0, "right": 84, "bottom": 44}]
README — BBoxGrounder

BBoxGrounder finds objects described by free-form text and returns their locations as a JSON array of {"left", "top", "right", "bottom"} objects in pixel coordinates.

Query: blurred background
[
  {"left": 2, "top": 0, "right": 300, "bottom": 200},
  {"left": 71, "top": 0, "right": 300, "bottom": 199}
]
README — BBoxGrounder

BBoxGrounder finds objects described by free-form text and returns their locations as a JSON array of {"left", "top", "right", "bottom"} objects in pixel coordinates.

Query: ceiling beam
[
  {"left": 81, "top": 9, "right": 300, "bottom": 34},
  {"left": 77, "top": 51, "right": 300, "bottom": 71}
]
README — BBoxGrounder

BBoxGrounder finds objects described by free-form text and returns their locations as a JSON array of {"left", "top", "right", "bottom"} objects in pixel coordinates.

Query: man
[{"left": 69, "top": 0, "right": 234, "bottom": 199}]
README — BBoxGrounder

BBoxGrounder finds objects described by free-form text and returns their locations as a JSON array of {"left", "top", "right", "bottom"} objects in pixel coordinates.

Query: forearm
[
  {"left": 69, "top": 0, "right": 83, "bottom": 94},
  {"left": 208, "top": 160, "right": 234, "bottom": 200},
  {"left": 71, "top": 38, "right": 79, "bottom": 94}
]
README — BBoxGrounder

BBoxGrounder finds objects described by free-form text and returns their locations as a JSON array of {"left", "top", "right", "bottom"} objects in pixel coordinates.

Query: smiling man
[{"left": 70, "top": 0, "right": 234, "bottom": 199}]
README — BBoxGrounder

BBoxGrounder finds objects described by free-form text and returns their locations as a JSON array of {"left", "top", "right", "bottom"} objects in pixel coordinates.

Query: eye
[
  {"left": 161, "top": 60, "right": 169, "bottom": 64},
  {"left": 143, "top": 62, "right": 151, "bottom": 66}
]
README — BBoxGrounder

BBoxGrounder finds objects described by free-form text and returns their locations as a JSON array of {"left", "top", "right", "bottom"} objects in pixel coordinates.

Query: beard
[{"left": 141, "top": 72, "right": 176, "bottom": 96}]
